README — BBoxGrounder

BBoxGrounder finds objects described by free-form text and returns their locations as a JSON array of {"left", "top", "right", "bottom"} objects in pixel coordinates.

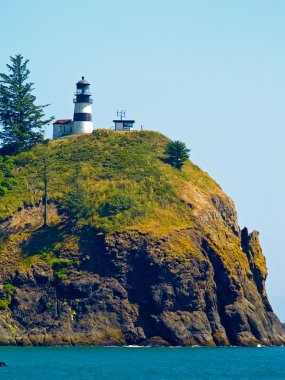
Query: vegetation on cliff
[
  {"left": 0, "top": 130, "right": 267, "bottom": 278},
  {"left": 0, "top": 130, "right": 283, "bottom": 347},
  {"left": 0, "top": 129, "right": 216, "bottom": 234}
]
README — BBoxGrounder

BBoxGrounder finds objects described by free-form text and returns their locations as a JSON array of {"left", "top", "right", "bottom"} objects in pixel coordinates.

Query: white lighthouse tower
[{"left": 72, "top": 76, "right": 93, "bottom": 134}]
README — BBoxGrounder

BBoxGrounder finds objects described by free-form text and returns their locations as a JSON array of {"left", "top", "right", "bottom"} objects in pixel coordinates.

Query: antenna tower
[{"left": 117, "top": 110, "right": 126, "bottom": 120}]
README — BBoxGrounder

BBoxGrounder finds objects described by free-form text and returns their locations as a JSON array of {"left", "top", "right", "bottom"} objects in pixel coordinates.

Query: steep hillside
[{"left": 0, "top": 130, "right": 284, "bottom": 346}]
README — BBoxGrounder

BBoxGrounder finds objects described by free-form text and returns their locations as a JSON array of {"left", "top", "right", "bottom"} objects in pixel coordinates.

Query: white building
[
  {"left": 52, "top": 119, "right": 73, "bottom": 140},
  {"left": 113, "top": 111, "right": 135, "bottom": 131}
]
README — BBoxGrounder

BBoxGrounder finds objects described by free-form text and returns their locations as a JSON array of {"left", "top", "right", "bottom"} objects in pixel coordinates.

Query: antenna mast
[{"left": 117, "top": 110, "right": 126, "bottom": 120}]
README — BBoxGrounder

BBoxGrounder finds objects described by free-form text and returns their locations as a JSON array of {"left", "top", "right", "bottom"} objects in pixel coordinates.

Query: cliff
[{"left": 0, "top": 130, "right": 283, "bottom": 346}]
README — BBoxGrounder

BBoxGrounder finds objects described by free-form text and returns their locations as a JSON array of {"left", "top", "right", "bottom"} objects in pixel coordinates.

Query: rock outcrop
[
  {"left": 0, "top": 214, "right": 284, "bottom": 346},
  {"left": 0, "top": 131, "right": 283, "bottom": 346}
]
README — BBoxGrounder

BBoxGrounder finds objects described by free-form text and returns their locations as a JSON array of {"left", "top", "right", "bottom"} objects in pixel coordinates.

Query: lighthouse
[{"left": 72, "top": 76, "right": 93, "bottom": 135}]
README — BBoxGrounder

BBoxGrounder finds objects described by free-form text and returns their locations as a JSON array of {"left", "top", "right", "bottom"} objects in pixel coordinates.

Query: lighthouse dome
[{"left": 76, "top": 76, "right": 90, "bottom": 86}]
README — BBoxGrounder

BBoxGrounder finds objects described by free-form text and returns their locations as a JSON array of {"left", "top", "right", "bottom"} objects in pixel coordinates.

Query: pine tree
[
  {"left": 0, "top": 54, "right": 53, "bottom": 154},
  {"left": 165, "top": 140, "right": 191, "bottom": 170}
]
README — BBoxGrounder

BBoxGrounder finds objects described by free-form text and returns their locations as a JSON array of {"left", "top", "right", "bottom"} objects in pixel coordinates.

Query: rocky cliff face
[
  {"left": 0, "top": 131, "right": 284, "bottom": 346},
  {"left": 0, "top": 201, "right": 284, "bottom": 347}
]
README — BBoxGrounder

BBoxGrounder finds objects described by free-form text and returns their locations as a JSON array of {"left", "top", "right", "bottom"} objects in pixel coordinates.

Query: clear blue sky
[{"left": 1, "top": 0, "right": 285, "bottom": 318}]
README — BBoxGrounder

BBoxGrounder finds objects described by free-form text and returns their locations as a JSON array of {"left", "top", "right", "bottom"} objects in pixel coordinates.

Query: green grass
[
  {"left": 0, "top": 130, "right": 260, "bottom": 276},
  {"left": 0, "top": 130, "right": 222, "bottom": 234}
]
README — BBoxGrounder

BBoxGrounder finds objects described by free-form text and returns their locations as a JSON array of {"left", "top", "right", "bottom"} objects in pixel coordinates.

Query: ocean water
[{"left": 0, "top": 346, "right": 284, "bottom": 379}]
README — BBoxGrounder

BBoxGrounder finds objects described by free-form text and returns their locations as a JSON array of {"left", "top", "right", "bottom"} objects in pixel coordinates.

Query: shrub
[
  {"left": 0, "top": 299, "right": 9, "bottom": 310},
  {"left": 14, "top": 151, "right": 35, "bottom": 167},
  {"left": 0, "top": 186, "right": 7, "bottom": 196},
  {"left": 55, "top": 272, "right": 68, "bottom": 281},
  {"left": 3, "top": 283, "right": 14, "bottom": 295},
  {"left": 92, "top": 129, "right": 113, "bottom": 138},
  {"left": 51, "top": 258, "right": 72, "bottom": 272},
  {"left": 52, "top": 259, "right": 71, "bottom": 282},
  {"left": 46, "top": 301, "right": 53, "bottom": 309},
  {"left": 99, "top": 193, "right": 135, "bottom": 217}
]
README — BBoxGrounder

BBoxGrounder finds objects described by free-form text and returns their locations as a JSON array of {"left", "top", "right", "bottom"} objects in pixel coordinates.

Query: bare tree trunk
[
  {"left": 43, "top": 175, "right": 47, "bottom": 227},
  {"left": 43, "top": 156, "right": 48, "bottom": 228}
]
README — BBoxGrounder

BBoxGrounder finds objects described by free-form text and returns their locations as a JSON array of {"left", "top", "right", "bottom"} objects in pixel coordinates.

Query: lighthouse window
[{"left": 76, "top": 87, "right": 90, "bottom": 96}]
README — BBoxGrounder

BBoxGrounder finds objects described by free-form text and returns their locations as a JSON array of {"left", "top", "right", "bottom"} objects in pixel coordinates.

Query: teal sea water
[{"left": 0, "top": 346, "right": 284, "bottom": 379}]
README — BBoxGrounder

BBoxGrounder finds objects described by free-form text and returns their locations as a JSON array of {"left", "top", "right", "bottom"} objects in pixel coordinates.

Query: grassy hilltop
[
  {"left": 0, "top": 129, "right": 221, "bottom": 234},
  {"left": 0, "top": 129, "right": 263, "bottom": 274}
]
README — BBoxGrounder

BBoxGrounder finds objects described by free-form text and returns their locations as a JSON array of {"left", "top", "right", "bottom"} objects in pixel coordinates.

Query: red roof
[{"left": 54, "top": 119, "right": 72, "bottom": 124}]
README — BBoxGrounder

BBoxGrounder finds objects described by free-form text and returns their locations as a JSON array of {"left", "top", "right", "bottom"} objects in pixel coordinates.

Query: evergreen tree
[
  {"left": 0, "top": 54, "right": 53, "bottom": 154},
  {"left": 165, "top": 140, "right": 191, "bottom": 170}
]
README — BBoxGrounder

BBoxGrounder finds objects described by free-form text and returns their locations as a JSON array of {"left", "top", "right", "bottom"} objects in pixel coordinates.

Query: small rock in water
[{"left": 0, "top": 362, "right": 7, "bottom": 367}]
